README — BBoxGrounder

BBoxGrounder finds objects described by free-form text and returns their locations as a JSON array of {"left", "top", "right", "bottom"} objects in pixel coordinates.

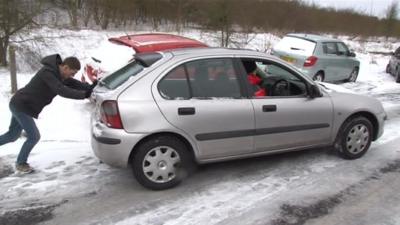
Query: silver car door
[
  {"left": 252, "top": 96, "right": 333, "bottom": 152},
  {"left": 336, "top": 42, "right": 355, "bottom": 79},
  {"left": 321, "top": 42, "right": 341, "bottom": 81},
  {"left": 155, "top": 58, "right": 255, "bottom": 160},
  {"left": 238, "top": 58, "right": 333, "bottom": 152}
]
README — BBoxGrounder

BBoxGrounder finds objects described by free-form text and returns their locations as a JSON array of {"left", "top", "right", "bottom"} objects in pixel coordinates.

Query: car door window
[
  {"left": 185, "top": 58, "right": 242, "bottom": 98},
  {"left": 158, "top": 58, "right": 242, "bottom": 99},
  {"left": 158, "top": 65, "right": 190, "bottom": 100},
  {"left": 337, "top": 42, "right": 349, "bottom": 56},
  {"left": 323, "top": 42, "right": 337, "bottom": 55},
  {"left": 240, "top": 59, "right": 307, "bottom": 97}
]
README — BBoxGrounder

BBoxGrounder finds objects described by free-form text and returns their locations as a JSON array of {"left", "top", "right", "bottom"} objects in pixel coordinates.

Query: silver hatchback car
[
  {"left": 272, "top": 33, "right": 360, "bottom": 82},
  {"left": 91, "top": 48, "right": 385, "bottom": 190}
]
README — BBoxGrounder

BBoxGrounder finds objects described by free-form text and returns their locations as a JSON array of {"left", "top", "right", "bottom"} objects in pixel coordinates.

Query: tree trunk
[
  {"left": 0, "top": 37, "right": 9, "bottom": 67},
  {"left": 9, "top": 45, "right": 17, "bottom": 93}
]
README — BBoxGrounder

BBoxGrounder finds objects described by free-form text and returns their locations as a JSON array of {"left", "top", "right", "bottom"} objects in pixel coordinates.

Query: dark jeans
[{"left": 0, "top": 103, "right": 40, "bottom": 165}]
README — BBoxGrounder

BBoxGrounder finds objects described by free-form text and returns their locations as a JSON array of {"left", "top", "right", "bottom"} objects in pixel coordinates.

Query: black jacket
[{"left": 10, "top": 54, "right": 90, "bottom": 118}]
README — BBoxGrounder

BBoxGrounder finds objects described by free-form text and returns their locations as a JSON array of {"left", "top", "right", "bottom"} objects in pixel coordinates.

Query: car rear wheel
[
  {"left": 132, "top": 135, "right": 193, "bottom": 190},
  {"left": 313, "top": 72, "right": 324, "bottom": 82},
  {"left": 335, "top": 116, "right": 373, "bottom": 160},
  {"left": 347, "top": 67, "right": 359, "bottom": 82}
]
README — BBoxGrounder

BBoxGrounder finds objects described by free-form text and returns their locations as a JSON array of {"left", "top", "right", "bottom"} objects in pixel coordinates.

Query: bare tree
[
  {"left": 203, "top": 0, "right": 234, "bottom": 47},
  {"left": 91, "top": 0, "right": 115, "bottom": 30},
  {"left": 0, "top": 0, "right": 45, "bottom": 67},
  {"left": 384, "top": 1, "right": 399, "bottom": 38},
  {"left": 65, "top": 0, "right": 81, "bottom": 28}
]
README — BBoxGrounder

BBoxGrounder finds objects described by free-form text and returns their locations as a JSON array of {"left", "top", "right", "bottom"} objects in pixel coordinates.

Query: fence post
[{"left": 9, "top": 45, "right": 17, "bottom": 94}]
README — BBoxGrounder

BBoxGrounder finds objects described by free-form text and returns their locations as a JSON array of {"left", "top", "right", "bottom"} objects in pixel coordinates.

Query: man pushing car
[{"left": 0, "top": 54, "right": 96, "bottom": 174}]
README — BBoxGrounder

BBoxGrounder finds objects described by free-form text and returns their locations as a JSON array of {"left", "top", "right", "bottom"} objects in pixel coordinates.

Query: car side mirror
[
  {"left": 309, "top": 84, "right": 322, "bottom": 98},
  {"left": 347, "top": 51, "right": 356, "bottom": 57}
]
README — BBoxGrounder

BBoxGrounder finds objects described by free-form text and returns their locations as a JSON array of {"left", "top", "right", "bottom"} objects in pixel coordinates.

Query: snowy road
[
  {"left": 2, "top": 137, "right": 399, "bottom": 225},
  {"left": 0, "top": 30, "right": 400, "bottom": 225},
  {"left": 1, "top": 73, "right": 400, "bottom": 225}
]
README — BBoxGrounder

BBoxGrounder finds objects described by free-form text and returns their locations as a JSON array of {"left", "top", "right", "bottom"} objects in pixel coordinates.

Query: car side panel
[
  {"left": 252, "top": 95, "right": 334, "bottom": 152},
  {"left": 154, "top": 99, "right": 255, "bottom": 160}
]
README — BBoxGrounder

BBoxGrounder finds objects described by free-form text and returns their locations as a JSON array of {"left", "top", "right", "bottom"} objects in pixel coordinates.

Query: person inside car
[{"left": 243, "top": 61, "right": 266, "bottom": 97}]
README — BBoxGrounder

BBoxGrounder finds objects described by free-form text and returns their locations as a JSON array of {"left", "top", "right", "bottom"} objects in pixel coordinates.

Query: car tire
[
  {"left": 396, "top": 69, "right": 400, "bottom": 83},
  {"left": 347, "top": 67, "right": 359, "bottom": 82},
  {"left": 386, "top": 64, "right": 391, "bottom": 74},
  {"left": 335, "top": 116, "right": 373, "bottom": 160},
  {"left": 132, "top": 135, "right": 193, "bottom": 190},
  {"left": 313, "top": 72, "right": 324, "bottom": 82}
]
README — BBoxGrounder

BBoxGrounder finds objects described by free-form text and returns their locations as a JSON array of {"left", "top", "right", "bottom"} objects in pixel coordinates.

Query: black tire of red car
[
  {"left": 386, "top": 64, "right": 391, "bottom": 74},
  {"left": 346, "top": 67, "right": 359, "bottom": 82},
  {"left": 132, "top": 135, "right": 193, "bottom": 190},
  {"left": 335, "top": 116, "right": 373, "bottom": 160},
  {"left": 313, "top": 72, "right": 324, "bottom": 82},
  {"left": 396, "top": 69, "right": 400, "bottom": 83}
]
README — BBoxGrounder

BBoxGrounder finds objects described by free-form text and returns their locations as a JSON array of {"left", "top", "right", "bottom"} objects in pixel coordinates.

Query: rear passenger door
[{"left": 155, "top": 57, "right": 255, "bottom": 160}]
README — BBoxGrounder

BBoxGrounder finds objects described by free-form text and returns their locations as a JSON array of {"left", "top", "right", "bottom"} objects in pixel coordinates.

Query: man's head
[
  {"left": 59, "top": 57, "right": 81, "bottom": 80},
  {"left": 243, "top": 61, "right": 257, "bottom": 74}
]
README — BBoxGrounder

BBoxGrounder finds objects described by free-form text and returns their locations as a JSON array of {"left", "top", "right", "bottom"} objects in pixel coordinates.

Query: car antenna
[{"left": 124, "top": 30, "right": 131, "bottom": 40}]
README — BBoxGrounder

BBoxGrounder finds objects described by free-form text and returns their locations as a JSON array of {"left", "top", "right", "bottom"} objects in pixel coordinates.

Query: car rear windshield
[
  {"left": 99, "top": 61, "right": 144, "bottom": 90},
  {"left": 274, "top": 36, "right": 316, "bottom": 56}
]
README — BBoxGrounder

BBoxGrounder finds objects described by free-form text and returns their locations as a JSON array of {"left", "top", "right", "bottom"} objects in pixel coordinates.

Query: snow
[{"left": 1, "top": 27, "right": 400, "bottom": 224}]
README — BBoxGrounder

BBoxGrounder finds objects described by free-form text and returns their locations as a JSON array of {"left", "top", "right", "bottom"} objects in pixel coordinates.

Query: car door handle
[
  {"left": 178, "top": 107, "right": 195, "bottom": 115},
  {"left": 262, "top": 105, "right": 277, "bottom": 112}
]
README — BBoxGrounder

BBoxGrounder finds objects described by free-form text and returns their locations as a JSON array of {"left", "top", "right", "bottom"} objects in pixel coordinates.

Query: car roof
[
  {"left": 286, "top": 33, "right": 340, "bottom": 43},
  {"left": 135, "top": 47, "right": 275, "bottom": 67},
  {"left": 108, "top": 33, "right": 209, "bottom": 53},
  {"left": 164, "top": 47, "right": 266, "bottom": 57}
]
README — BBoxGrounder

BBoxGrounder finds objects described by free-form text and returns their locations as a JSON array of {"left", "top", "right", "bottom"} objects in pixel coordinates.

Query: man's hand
[
  {"left": 85, "top": 89, "right": 93, "bottom": 98},
  {"left": 84, "top": 80, "right": 98, "bottom": 98},
  {"left": 90, "top": 79, "right": 98, "bottom": 89}
]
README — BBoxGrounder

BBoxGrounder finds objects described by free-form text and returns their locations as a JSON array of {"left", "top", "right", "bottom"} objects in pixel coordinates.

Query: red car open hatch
[{"left": 108, "top": 33, "right": 208, "bottom": 53}]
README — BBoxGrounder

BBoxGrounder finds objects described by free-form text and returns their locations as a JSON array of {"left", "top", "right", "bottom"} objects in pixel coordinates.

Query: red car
[{"left": 82, "top": 33, "right": 208, "bottom": 82}]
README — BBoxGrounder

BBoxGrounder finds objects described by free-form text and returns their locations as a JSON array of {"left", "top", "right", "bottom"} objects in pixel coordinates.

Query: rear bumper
[{"left": 91, "top": 119, "right": 147, "bottom": 168}]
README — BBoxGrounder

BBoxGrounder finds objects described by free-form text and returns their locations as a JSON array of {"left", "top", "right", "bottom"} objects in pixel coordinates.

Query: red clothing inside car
[{"left": 247, "top": 73, "right": 266, "bottom": 96}]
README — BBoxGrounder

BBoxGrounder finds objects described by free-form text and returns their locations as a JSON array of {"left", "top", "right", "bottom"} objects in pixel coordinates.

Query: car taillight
[
  {"left": 100, "top": 100, "right": 123, "bottom": 129},
  {"left": 304, "top": 56, "right": 318, "bottom": 67}
]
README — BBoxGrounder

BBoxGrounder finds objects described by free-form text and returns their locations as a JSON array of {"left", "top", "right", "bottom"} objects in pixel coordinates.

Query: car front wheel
[
  {"left": 335, "top": 116, "right": 373, "bottom": 160},
  {"left": 132, "top": 135, "right": 193, "bottom": 190}
]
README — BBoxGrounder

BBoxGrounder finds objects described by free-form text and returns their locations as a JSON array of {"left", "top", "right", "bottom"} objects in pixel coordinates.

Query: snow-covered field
[{"left": 0, "top": 28, "right": 400, "bottom": 225}]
